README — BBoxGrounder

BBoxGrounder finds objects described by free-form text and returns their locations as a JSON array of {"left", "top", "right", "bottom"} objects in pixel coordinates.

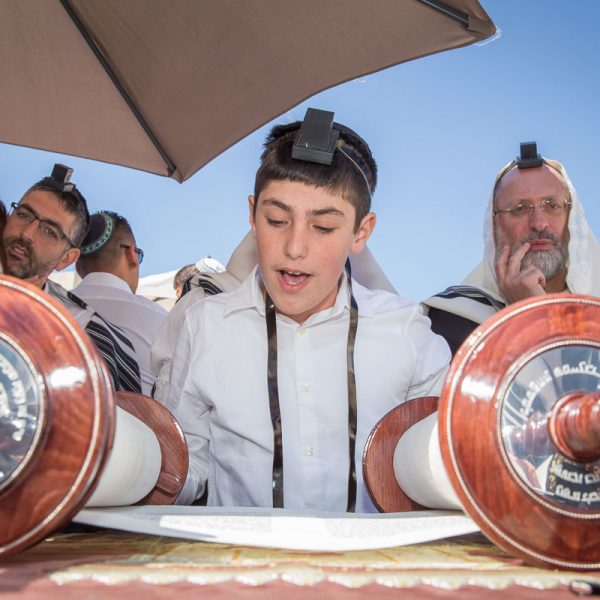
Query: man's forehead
[
  {"left": 21, "top": 190, "right": 75, "bottom": 224},
  {"left": 495, "top": 165, "right": 569, "bottom": 205}
]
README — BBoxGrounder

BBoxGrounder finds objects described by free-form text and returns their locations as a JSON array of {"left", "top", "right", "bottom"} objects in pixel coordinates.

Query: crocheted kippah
[{"left": 80, "top": 212, "right": 115, "bottom": 255}]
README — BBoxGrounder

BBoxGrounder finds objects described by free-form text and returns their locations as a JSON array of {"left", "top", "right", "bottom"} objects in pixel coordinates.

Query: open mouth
[
  {"left": 278, "top": 269, "right": 310, "bottom": 288},
  {"left": 6, "top": 243, "right": 30, "bottom": 261}
]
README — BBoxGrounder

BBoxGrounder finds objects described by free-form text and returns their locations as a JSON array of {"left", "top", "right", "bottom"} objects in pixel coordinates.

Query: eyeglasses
[
  {"left": 10, "top": 202, "right": 77, "bottom": 247},
  {"left": 493, "top": 199, "right": 571, "bottom": 220},
  {"left": 120, "top": 244, "right": 144, "bottom": 265}
]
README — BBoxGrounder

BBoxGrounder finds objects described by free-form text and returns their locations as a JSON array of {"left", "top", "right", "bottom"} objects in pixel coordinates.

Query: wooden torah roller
[
  {"left": 0, "top": 275, "right": 188, "bottom": 559},
  {"left": 364, "top": 293, "right": 600, "bottom": 570}
]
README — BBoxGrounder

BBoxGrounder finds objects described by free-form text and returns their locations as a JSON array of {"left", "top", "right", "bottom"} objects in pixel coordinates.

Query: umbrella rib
[
  {"left": 59, "top": 0, "right": 177, "bottom": 177},
  {"left": 415, "top": 0, "right": 469, "bottom": 27}
]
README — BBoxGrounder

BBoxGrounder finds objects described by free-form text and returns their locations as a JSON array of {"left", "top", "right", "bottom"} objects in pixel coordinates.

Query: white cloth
[
  {"left": 161, "top": 267, "right": 450, "bottom": 511},
  {"left": 73, "top": 272, "right": 167, "bottom": 396},
  {"left": 151, "top": 235, "right": 254, "bottom": 400},
  {"left": 151, "top": 270, "right": 241, "bottom": 401},
  {"left": 424, "top": 159, "right": 600, "bottom": 323}
]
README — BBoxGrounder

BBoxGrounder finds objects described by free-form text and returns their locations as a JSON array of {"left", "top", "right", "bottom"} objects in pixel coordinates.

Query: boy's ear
[
  {"left": 351, "top": 212, "right": 376, "bottom": 254},
  {"left": 55, "top": 247, "right": 80, "bottom": 272},
  {"left": 248, "top": 195, "right": 257, "bottom": 239}
]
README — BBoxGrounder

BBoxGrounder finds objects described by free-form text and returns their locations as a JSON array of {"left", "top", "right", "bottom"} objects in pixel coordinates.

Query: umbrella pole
[{"left": 58, "top": 0, "right": 178, "bottom": 178}]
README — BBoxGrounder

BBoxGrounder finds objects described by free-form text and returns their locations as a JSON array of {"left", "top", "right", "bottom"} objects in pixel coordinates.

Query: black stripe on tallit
[
  {"left": 433, "top": 285, "right": 506, "bottom": 311},
  {"left": 191, "top": 278, "right": 223, "bottom": 296},
  {"left": 67, "top": 291, "right": 142, "bottom": 393},
  {"left": 85, "top": 319, "right": 141, "bottom": 393}
]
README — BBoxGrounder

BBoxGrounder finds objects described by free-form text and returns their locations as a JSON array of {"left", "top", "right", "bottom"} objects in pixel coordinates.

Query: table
[{"left": 1, "top": 530, "right": 596, "bottom": 599}]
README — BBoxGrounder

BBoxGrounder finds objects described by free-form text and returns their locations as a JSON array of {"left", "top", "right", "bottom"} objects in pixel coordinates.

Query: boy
[{"left": 162, "top": 109, "right": 450, "bottom": 511}]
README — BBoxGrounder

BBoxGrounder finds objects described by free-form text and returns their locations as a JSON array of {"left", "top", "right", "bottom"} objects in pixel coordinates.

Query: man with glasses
[
  {"left": 3, "top": 164, "right": 142, "bottom": 393},
  {"left": 423, "top": 142, "right": 600, "bottom": 355},
  {"left": 74, "top": 211, "right": 167, "bottom": 396}
]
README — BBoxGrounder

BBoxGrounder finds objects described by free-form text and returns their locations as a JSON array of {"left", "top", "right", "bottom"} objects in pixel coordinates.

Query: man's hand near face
[{"left": 495, "top": 243, "right": 547, "bottom": 304}]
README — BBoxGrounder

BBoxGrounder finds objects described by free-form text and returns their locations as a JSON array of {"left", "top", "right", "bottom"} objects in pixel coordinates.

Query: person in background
[
  {"left": 3, "top": 165, "right": 142, "bottom": 393},
  {"left": 423, "top": 142, "right": 600, "bottom": 355},
  {"left": 173, "top": 263, "right": 200, "bottom": 299},
  {"left": 75, "top": 211, "right": 167, "bottom": 396}
]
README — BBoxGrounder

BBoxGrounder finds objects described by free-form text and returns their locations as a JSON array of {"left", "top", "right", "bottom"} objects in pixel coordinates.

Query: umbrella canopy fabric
[{"left": 0, "top": 0, "right": 495, "bottom": 182}]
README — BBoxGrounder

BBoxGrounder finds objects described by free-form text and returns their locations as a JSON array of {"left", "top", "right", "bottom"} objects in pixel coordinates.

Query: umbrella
[{"left": 0, "top": 0, "right": 495, "bottom": 182}]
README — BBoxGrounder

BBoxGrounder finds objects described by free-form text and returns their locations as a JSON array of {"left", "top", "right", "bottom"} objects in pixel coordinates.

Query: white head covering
[
  {"left": 464, "top": 158, "right": 600, "bottom": 298},
  {"left": 226, "top": 230, "right": 397, "bottom": 293}
]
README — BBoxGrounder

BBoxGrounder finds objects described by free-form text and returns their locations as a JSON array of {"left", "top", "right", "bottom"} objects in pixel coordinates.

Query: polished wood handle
[
  {"left": 548, "top": 392, "right": 600, "bottom": 463},
  {"left": 115, "top": 392, "right": 188, "bottom": 505},
  {"left": 362, "top": 397, "right": 439, "bottom": 513}
]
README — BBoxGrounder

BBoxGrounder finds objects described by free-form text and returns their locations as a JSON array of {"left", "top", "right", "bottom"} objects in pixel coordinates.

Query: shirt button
[
  {"left": 301, "top": 384, "right": 310, "bottom": 393},
  {"left": 304, "top": 446, "right": 314, "bottom": 456},
  {"left": 298, "top": 328, "right": 306, "bottom": 335}
]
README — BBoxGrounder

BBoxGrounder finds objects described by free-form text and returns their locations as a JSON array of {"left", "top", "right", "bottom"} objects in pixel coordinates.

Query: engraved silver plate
[
  {"left": 500, "top": 343, "right": 600, "bottom": 510},
  {"left": 0, "top": 336, "right": 45, "bottom": 493}
]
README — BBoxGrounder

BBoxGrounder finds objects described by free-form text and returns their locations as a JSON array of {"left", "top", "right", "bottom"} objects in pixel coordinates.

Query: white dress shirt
[
  {"left": 162, "top": 267, "right": 450, "bottom": 511},
  {"left": 151, "top": 270, "right": 241, "bottom": 402},
  {"left": 73, "top": 272, "right": 167, "bottom": 396}
]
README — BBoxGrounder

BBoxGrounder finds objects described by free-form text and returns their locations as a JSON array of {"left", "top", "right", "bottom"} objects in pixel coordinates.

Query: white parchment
[{"left": 74, "top": 506, "right": 479, "bottom": 552}]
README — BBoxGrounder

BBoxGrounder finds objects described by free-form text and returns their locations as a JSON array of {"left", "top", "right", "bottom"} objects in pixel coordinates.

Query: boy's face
[{"left": 249, "top": 180, "right": 375, "bottom": 324}]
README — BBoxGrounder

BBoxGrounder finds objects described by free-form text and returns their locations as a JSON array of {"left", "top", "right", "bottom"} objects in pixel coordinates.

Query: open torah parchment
[{"left": 74, "top": 506, "right": 479, "bottom": 552}]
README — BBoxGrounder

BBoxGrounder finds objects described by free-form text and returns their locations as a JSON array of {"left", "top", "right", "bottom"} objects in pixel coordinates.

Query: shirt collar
[
  {"left": 78, "top": 272, "right": 133, "bottom": 294},
  {"left": 222, "top": 266, "right": 265, "bottom": 316},
  {"left": 223, "top": 265, "right": 376, "bottom": 322}
]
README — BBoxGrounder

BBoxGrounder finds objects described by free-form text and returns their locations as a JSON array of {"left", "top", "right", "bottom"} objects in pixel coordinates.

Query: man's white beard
[
  {"left": 496, "top": 231, "right": 568, "bottom": 281},
  {"left": 520, "top": 246, "right": 566, "bottom": 280}
]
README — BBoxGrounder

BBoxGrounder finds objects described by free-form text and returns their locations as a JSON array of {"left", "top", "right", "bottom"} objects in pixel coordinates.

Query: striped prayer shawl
[
  {"left": 181, "top": 274, "right": 226, "bottom": 298},
  {"left": 423, "top": 285, "right": 507, "bottom": 356},
  {"left": 432, "top": 285, "right": 506, "bottom": 312},
  {"left": 45, "top": 280, "right": 142, "bottom": 393}
]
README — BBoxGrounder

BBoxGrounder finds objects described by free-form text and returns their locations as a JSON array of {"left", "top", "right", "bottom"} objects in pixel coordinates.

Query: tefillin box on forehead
[
  {"left": 517, "top": 142, "right": 543, "bottom": 169},
  {"left": 50, "top": 163, "right": 76, "bottom": 193},
  {"left": 47, "top": 163, "right": 87, "bottom": 208},
  {"left": 292, "top": 108, "right": 339, "bottom": 165}
]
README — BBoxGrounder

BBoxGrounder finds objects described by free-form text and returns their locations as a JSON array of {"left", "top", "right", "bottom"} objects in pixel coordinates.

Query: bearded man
[
  {"left": 3, "top": 164, "right": 142, "bottom": 393},
  {"left": 424, "top": 142, "right": 600, "bottom": 355}
]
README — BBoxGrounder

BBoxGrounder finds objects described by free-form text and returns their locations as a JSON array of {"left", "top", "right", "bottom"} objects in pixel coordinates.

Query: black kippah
[{"left": 80, "top": 212, "right": 115, "bottom": 255}]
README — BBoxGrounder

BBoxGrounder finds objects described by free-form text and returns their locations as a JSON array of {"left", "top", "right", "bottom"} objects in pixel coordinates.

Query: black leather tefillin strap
[
  {"left": 264, "top": 259, "right": 359, "bottom": 511},
  {"left": 345, "top": 260, "right": 359, "bottom": 512},
  {"left": 265, "top": 291, "right": 284, "bottom": 508}
]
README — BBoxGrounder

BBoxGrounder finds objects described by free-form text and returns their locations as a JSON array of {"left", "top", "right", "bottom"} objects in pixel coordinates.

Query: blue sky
[{"left": 1, "top": 0, "right": 599, "bottom": 301}]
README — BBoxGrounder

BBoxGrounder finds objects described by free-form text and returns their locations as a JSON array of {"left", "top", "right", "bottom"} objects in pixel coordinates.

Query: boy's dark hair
[
  {"left": 23, "top": 179, "right": 90, "bottom": 247},
  {"left": 254, "top": 120, "right": 377, "bottom": 231},
  {"left": 77, "top": 211, "right": 134, "bottom": 271}
]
